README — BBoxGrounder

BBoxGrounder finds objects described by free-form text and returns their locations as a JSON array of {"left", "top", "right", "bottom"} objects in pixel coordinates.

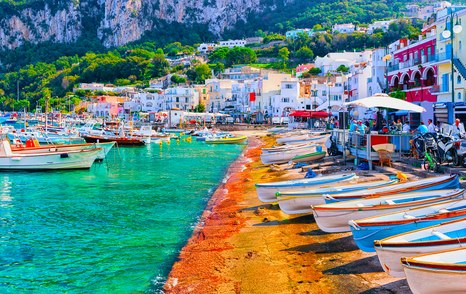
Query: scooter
[{"left": 436, "top": 132, "right": 459, "bottom": 165}]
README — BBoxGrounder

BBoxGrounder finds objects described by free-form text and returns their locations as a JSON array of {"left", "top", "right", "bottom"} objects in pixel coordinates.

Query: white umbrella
[{"left": 344, "top": 93, "right": 426, "bottom": 113}]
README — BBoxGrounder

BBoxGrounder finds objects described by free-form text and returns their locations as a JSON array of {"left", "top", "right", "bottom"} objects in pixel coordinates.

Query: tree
[
  {"left": 187, "top": 64, "right": 212, "bottom": 84},
  {"left": 308, "top": 67, "right": 322, "bottom": 75},
  {"left": 170, "top": 74, "right": 187, "bottom": 84},
  {"left": 150, "top": 54, "right": 170, "bottom": 78},
  {"left": 294, "top": 46, "right": 314, "bottom": 63},
  {"left": 225, "top": 47, "right": 257, "bottom": 66},
  {"left": 278, "top": 47, "right": 290, "bottom": 68},
  {"left": 194, "top": 103, "right": 205, "bottom": 113},
  {"left": 336, "top": 64, "right": 350, "bottom": 73}
]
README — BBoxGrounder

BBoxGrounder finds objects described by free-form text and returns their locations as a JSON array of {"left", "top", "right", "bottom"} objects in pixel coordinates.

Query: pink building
[
  {"left": 387, "top": 29, "right": 438, "bottom": 120},
  {"left": 88, "top": 96, "right": 127, "bottom": 118}
]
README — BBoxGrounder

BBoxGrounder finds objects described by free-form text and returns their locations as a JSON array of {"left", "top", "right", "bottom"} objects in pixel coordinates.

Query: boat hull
[
  {"left": 291, "top": 151, "right": 326, "bottom": 163},
  {"left": 82, "top": 135, "right": 145, "bottom": 146},
  {"left": 0, "top": 149, "right": 100, "bottom": 170},
  {"left": 255, "top": 173, "right": 356, "bottom": 203},
  {"left": 404, "top": 265, "right": 466, "bottom": 294}
]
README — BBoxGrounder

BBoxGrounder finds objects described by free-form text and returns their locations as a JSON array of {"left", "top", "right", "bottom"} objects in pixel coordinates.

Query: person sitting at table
[{"left": 395, "top": 119, "right": 402, "bottom": 132}]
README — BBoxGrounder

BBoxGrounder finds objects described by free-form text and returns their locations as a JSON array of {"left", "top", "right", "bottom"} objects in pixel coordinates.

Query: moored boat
[
  {"left": 323, "top": 175, "right": 460, "bottom": 203},
  {"left": 0, "top": 136, "right": 101, "bottom": 170},
  {"left": 82, "top": 134, "right": 146, "bottom": 146},
  {"left": 375, "top": 218, "right": 466, "bottom": 278},
  {"left": 256, "top": 173, "right": 356, "bottom": 203},
  {"left": 402, "top": 247, "right": 466, "bottom": 294},
  {"left": 312, "top": 189, "right": 464, "bottom": 233},
  {"left": 205, "top": 135, "right": 247, "bottom": 144},
  {"left": 260, "top": 145, "right": 318, "bottom": 164},
  {"left": 349, "top": 197, "right": 466, "bottom": 252}
]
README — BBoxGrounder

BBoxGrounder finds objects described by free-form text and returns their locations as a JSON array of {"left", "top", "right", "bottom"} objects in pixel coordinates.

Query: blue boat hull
[{"left": 350, "top": 215, "right": 466, "bottom": 252}]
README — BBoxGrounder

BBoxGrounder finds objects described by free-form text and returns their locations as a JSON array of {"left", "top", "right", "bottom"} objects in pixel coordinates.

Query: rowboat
[
  {"left": 323, "top": 175, "right": 460, "bottom": 203},
  {"left": 256, "top": 173, "right": 356, "bottom": 203},
  {"left": 260, "top": 145, "right": 317, "bottom": 164},
  {"left": 276, "top": 134, "right": 326, "bottom": 144},
  {"left": 205, "top": 135, "right": 247, "bottom": 144},
  {"left": 375, "top": 218, "right": 466, "bottom": 278},
  {"left": 0, "top": 136, "right": 101, "bottom": 170},
  {"left": 291, "top": 151, "right": 326, "bottom": 163},
  {"left": 312, "top": 189, "right": 464, "bottom": 233},
  {"left": 402, "top": 247, "right": 466, "bottom": 294},
  {"left": 349, "top": 197, "right": 466, "bottom": 252},
  {"left": 262, "top": 142, "right": 315, "bottom": 153},
  {"left": 277, "top": 179, "right": 398, "bottom": 214}
]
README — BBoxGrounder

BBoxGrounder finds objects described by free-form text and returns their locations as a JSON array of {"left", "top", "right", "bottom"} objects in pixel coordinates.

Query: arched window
[
  {"left": 458, "top": 75, "right": 462, "bottom": 84},
  {"left": 459, "top": 92, "right": 462, "bottom": 101}
]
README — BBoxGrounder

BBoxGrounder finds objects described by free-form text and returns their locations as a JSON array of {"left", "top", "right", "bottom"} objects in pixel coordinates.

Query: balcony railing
[{"left": 387, "top": 53, "right": 450, "bottom": 72}]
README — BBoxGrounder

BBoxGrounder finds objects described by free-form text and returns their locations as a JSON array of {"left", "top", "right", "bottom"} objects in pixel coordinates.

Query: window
[
  {"left": 442, "top": 73, "right": 449, "bottom": 92},
  {"left": 460, "top": 41, "right": 463, "bottom": 50},
  {"left": 282, "top": 97, "right": 290, "bottom": 102},
  {"left": 322, "top": 90, "right": 327, "bottom": 96},
  {"left": 459, "top": 92, "right": 462, "bottom": 101},
  {"left": 458, "top": 75, "right": 462, "bottom": 84},
  {"left": 176, "top": 97, "right": 179, "bottom": 102},
  {"left": 285, "top": 84, "right": 293, "bottom": 89}
]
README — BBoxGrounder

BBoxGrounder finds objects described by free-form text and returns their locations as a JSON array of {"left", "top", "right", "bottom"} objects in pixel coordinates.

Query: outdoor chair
[{"left": 373, "top": 143, "right": 395, "bottom": 167}]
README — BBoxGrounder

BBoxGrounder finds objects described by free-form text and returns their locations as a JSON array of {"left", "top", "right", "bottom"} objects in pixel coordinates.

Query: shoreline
[{"left": 164, "top": 133, "right": 410, "bottom": 293}]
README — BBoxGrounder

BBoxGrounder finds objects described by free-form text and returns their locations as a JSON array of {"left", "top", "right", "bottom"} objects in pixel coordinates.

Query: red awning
[{"left": 289, "top": 111, "right": 329, "bottom": 118}]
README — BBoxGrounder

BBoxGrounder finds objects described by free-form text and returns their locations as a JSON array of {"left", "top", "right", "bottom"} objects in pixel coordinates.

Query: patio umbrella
[{"left": 344, "top": 93, "right": 426, "bottom": 113}]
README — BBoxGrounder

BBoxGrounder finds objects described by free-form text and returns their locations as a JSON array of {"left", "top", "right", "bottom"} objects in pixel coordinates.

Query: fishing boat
[
  {"left": 312, "top": 189, "right": 464, "bottom": 233},
  {"left": 262, "top": 142, "right": 316, "bottom": 153},
  {"left": 277, "top": 179, "right": 398, "bottom": 214},
  {"left": 205, "top": 135, "right": 247, "bottom": 144},
  {"left": 0, "top": 135, "right": 101, "bottom": 170},
  {"left": 323, "top": 175, "right": 460, "bottom": 203},
  {"left": 349, "top": 197, "right": 466, "bottom": 252},
  {"left": 256, "top": 173, "right": 356, "bottom": 203},
  {"left": 82, "top": 134, "right": 146, "bottom": 146},
  {"left": 291, "top": 151, "right": 326, "bottom": 163},
  {"left": 375, "top": 218, "right": 466, "bottom": 278},
  {"left": 276, "top": 134, "right": 326, "bottom": 144},
  {"left": 402, "top": 247, "right": 466, "bottom": 294}
]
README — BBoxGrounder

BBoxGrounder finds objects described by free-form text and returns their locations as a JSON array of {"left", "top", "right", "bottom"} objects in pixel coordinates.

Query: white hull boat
[
  {"left": 375, "top": 218, "right": 466, "bottom": 278},
  {"left": 0, "top": 137, "right": 100, "bottom": 170},
  {"left": 312, "top": 189, "right": 464, "bottom": 233},
  {"left": 277, "top": 180, "right": 397, "bottom": 215},
  {"left": 256, "top": 173, "right": 356, "bottom": 203},
  {"left": 261, "top": 145, "right": 318, "bottom": 164},
  {"left": 402, "top": 247, "right": 466, "bottom": 294}
]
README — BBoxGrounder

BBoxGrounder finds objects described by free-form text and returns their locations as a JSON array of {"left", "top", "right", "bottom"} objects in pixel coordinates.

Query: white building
[
  {"left": 205, "top": 79, "right": 234, "bottom": 113},
  {"left": 219, "top": 39, "right": 246, "bottom": 48},
  {"left": 197, "top": 43, "right": 217, "bottom": 54},
  {"left": 367, "top": 20, "right": 395, "bottom": 34},
  {"left": 314, "top": 51, "right": 372, "bottom": 75},
  {"left": 163, "top": 87, "right": 200, "bottom": 111},
  {"left": 368, "top": 48, "right": 389, "bottom": 96},
  {"left": 137, "top": 92, "right": 164, "bottom": 112},
  {"left": 332, "top": 23, "right": 355, "bottom": 34}
]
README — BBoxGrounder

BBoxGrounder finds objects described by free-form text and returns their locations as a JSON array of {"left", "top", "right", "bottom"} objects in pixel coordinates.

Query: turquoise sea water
[{"left": 0, "top": 141, "right": 244, "bottom": 293}]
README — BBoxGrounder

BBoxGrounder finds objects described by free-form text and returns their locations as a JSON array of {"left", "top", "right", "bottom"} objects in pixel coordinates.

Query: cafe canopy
[
  {"left": 288, "top": 110, "right": 329, "bottom": 118},
  {"left": 344, "top": 93, "right": 426, "bottom": 113}
]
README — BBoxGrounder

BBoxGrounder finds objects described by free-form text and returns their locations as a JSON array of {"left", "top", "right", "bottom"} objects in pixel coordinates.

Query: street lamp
[{"left": 441, "top": 10, "right": 462, "bottom": 123}]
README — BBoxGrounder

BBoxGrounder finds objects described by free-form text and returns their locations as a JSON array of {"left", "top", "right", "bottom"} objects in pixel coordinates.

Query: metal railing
[{"left": 331, "top": 129, "right": 414, "bottom": 169}]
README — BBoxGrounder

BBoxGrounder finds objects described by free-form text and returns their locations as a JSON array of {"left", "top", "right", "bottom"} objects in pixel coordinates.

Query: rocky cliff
[{"left": 0, "top": 0, "right": 285, "bottom": 49}]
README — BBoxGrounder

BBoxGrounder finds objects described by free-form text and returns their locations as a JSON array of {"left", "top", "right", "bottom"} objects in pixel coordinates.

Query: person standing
[
  {"left": 402, "top": 120, "right": 411, "bottom": 132},
  {"left": 453, "top": 118, "right": 465, "bottom": 136},
  {"left": 427, "top": 119, "right": 436, "bottom": 133},
  {"left": 415, "top": 121, "right": 428, "bottom": 134}
]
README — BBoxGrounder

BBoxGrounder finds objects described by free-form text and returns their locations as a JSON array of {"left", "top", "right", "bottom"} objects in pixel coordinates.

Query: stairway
[{"left": 453, "top": 58, "right": 466, "bottom": 80}]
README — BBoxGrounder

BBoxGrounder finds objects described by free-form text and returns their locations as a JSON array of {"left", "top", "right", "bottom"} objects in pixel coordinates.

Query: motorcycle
[{"left": 436, "top": 132, "right": 459, "bottom": 166}]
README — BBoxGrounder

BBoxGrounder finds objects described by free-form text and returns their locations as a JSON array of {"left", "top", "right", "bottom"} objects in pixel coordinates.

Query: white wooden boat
[
  {"left": 262, "top": 142, "right": 316, "bottom": 153},
  {"left": 256, "top": 173, "right": 356, "bottom": 203},
  {"left": 312, "top": 189, "right": 464, "bottom": 233},
  {"left": 277, "top": 179, "right": 397, "bottom": 214},
  {"left": 402, "top": 247, "right": 466, "bottom": 294},
  {"left": 261, "top": 145, "right": 318, "bottom": 164},
  {"left": 375, "top": 218, "right": 466, "bottom": 278},
  {"left": 276, "top": 134, "right": 326, "bottom": 144},
  {"left": 0, "top": 136, "right": 101, "bottom": 170},
  {"left": 324, "top": 175, "right": 460, "bottom": 203}
]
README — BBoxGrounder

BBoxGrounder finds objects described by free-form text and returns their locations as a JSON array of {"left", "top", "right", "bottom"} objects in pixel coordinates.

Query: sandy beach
[{"left": 164, "top": 131, "right": 411, "bottom": 293}]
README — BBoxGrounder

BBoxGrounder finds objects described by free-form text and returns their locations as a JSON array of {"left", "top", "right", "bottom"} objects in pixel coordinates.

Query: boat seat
[
  {"left": 403, "top": 213, "right": 416, "bottom": 219},
  {"left": 356, "top": 203, "right": 364, "bottom": 207},
  {"left": 386, "top": 199, "right": 396, "bottom": 205},
  {"left": 432, "top": 230, "right": 451, "bottom": 240},
  {"left": 438, "top": 208, "right": 449, "bottom": 213}
]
